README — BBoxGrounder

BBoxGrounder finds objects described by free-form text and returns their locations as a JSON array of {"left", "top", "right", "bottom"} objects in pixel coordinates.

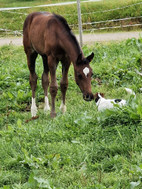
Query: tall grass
[{"left": 0, "top": 38, "right": 142, "bottom": 188}]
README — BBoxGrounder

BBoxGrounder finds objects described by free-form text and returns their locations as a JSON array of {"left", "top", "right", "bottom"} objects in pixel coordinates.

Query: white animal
[{"left": 94, "top": 88, "right": 135, "bottom": 111}]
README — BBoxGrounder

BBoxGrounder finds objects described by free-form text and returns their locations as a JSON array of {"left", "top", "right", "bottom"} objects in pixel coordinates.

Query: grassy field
[
  {"left": 0, "top": 38, "right": 142, "bottom": 188},
  {"left": 0, "top": 0, "right": 142, "bottom": 35}
]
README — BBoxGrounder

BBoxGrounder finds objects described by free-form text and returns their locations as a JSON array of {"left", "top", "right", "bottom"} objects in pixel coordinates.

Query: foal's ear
[
  {"left": 87, "top": 52, "right": 94, "bottom": 62},
  {"left": 76, "top": 53, "right": 82, "bottom": 64}
]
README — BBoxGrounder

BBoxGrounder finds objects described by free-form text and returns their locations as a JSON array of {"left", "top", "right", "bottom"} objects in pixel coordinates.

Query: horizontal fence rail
[
  {"left": 1, "top": 2, "right": 142, "bottom": 16},
  {"left": 0, "top": 0, "right": 101, "bottom": 11},
  {"left": 1, "top": 16, "right": 142, "bottom": 36},
  {"left": 80, "top": 2, "right": 142, "bottom": 15},
  {"left": 83, "top": 23, "right": 142, "bottom": 32},
  {"left": 69, "top": 16, "right": 142, "bottom": 27}
]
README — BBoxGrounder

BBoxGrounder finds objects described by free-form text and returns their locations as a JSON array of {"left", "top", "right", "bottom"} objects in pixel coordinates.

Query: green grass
[
  {"left": 0, "top": 38, "right": 142, "bottom": 188},
  {"left": 0, "top": 0, "right": 142, "bottom": 36}
]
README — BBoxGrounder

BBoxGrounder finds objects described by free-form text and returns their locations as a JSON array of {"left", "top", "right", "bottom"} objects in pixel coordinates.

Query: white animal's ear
[
  {"left": 100, "top": 93, "right": 105, "bottom": 97},
  {"left": 98, "top": 93, "right": 103, "bottom": 98},
  {"left": 125, "top": 88, "right": 135, "bottom": 96}
]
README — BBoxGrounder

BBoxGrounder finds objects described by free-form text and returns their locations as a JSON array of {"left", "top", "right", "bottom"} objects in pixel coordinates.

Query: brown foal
[{"left": 23, "top": 12, "right": 94, "bottom": 118}]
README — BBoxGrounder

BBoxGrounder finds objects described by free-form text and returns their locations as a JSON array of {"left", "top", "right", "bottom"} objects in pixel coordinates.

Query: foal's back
[{"left": 23, "top": 12, "right": 61, "bottom": 55}]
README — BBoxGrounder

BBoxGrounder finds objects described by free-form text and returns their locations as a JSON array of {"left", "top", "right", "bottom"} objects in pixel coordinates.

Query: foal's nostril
[
  {"left": 83, "top": 93, "right": 94, "bottom": 101},
  {"left": 86, "top": 94, "right": 90, "bottom": 99},
  {"left": 90, "top": 94, "right": 94, "bottom": 100}
]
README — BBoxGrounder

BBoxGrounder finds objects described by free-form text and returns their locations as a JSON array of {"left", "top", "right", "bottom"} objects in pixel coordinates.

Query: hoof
[
  {"left": 60, "top": 103, "right": 66, "bottom": 114},
  {"left": 50, "top": 112, "right": 56, "bottom": 118},
  {"left": 31, "top": 106, "right": 37, "bottom": 117}
]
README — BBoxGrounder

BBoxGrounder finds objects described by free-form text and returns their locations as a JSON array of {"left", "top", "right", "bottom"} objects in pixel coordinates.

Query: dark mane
[
  {"left": 54, "top": 14, "right": 81, "bottom": 53},
  {"left": 54, "top": 14, "right": 71, "bottom": 32}
]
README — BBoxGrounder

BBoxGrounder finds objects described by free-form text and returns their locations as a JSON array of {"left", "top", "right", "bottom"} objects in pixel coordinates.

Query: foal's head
[{"left": 74, "top": 52, "right": 94, "bottom": 101}]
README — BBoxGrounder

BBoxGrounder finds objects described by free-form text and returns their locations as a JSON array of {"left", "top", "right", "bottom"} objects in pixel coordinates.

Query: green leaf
[
  {"left": 17, "top": 119, "right": 22, "bottom": 128},
  {"left": 27, "top": 172, "right": 38, "bottom": 188},
  {"left": 137, "top": 104, "right": 142, "bottom": 119},
  {"left": 3, "top": 186, "right": 10, "bottom": 189},
  {"left": 34, "top": 177, "right": 52, "bottom": 189},
  {"left": 130, "top": 180, "right": 140, "bottom": 189},
  {"left": 7, "top": 91, "right": 13, "bottom": 99}
]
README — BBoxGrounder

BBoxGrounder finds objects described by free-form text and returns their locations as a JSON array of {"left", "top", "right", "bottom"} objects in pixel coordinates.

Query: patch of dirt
[{"left": 0, "top": 31, "right": 142, "bottom": 46}]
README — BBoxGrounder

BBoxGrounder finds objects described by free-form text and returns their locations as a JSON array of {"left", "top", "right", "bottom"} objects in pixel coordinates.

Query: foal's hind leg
[
  {"left": 48, "top": 55, "right": 58, "bottom": 118},
  {"left": 26, "top": 51, "right": 38, "bottom": 117},
  {"left": 60, "top": 57, "right": 71, "bottom": 113},
  {"left": 42, "top": 55, "right": 50, "bottom": 113}
]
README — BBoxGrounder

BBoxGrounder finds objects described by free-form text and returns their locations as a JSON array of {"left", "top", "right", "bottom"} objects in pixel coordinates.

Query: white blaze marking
[
  {"left": 44, "top": 96, "right": 50, "bottom": 112},
  {"left": 83, "top": 67, "right": 89, "bottom": 77},
  {"left": 31, "top": 97, "right": 37, "bottom": 117}
]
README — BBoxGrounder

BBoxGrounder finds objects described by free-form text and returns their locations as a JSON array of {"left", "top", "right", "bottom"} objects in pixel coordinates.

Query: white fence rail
[{"left": 0, "top": 0, "right": 101, "bottom": 11}]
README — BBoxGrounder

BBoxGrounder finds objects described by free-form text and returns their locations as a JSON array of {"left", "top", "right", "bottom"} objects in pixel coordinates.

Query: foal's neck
[{"left": 59, "top": 31, "right": 84, "bottom": 65}]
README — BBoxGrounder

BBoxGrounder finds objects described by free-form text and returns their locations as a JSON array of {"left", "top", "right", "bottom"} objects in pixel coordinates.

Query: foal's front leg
[{"left": 48, "top": 56, "right": 58, "bottom": 118}]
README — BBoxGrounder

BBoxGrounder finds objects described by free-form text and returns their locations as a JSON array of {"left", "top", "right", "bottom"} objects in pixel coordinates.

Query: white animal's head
[{"left": 94, "top": 93, "right": 105, "bottom": 103}]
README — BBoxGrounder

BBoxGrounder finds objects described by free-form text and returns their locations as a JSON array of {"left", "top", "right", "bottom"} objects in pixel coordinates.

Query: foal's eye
[{"left": 78, "top": 74, "right": 83, "bottom": 80}]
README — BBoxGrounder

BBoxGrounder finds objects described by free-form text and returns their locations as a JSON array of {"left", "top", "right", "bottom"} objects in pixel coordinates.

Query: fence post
[{"left": 77, "top": 0, "right": 83, "bottom": 46}]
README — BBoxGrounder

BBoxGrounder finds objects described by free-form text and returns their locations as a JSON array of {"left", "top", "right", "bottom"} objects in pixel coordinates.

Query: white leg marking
[
  {"left": 31, "top": 97, "right": 37, "bottom": 117},
  {"left": 44, "top": 96, "right": 50, "bottom": 112},
  {"left": 83, "top": 67, "right": 90, "bottom": 77},
  {"left": 60, "top": 101, "right": 66, "bottom": 113}
]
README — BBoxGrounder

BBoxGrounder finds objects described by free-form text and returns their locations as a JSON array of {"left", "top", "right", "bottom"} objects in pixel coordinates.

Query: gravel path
[{"left": 0, "top": 31, "right": 142, "bottom": 46}]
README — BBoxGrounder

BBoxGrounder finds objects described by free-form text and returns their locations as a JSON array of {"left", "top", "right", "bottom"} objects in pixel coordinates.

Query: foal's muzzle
[{"left": 83, "top": 93, "right": 94, "bottom": 101}]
